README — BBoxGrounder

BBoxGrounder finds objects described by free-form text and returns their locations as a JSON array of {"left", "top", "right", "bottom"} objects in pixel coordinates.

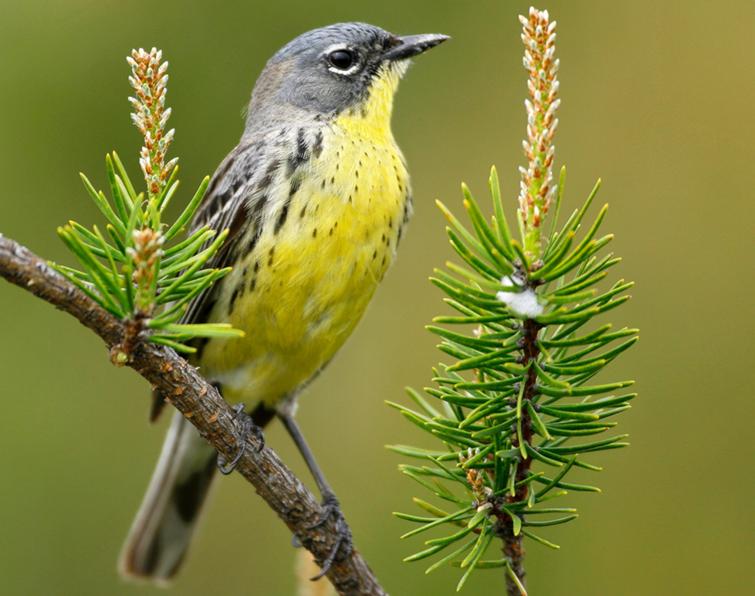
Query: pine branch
[
  {"left": 57, "top": 48, "right": 243, "bottom": 355},
  {"left": 393, "top": 8, "right": 637, "bottom": 594},
  {"left": 498, "top": 318, "right": 540, "bottom": 593},
  {"left": 0, "top": 233, "right": 385, "bottom": 596}
]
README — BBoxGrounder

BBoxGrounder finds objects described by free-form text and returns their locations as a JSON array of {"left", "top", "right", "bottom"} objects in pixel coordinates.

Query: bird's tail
[
  {"left": 119, "top": 403, "right": 276, "bottom": 583},
  {"left": 118, "top": 411, "right": 217, "bottom": 583}
]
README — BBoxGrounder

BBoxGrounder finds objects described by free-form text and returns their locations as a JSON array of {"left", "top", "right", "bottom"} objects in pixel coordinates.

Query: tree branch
[{"left": 0, "top": 233, "right": 385, "bottom": 596}]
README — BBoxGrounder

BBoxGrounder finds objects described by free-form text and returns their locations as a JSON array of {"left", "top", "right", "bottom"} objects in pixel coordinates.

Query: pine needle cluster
[
  {"left": 391, "top": 9, "right": 637, "bottom": 593},
  {"left": 54, "top": 48, "right": 242, "bottom": 359}
]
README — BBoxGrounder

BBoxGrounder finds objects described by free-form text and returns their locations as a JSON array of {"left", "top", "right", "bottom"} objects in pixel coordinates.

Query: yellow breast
[{"left": 198, "top": 102, "right": 411, "bottom": 406}]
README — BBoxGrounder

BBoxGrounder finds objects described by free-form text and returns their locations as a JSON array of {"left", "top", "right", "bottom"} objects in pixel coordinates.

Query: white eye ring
[{"left": 322, "top": 43, "right": 361, "bottom": 75}]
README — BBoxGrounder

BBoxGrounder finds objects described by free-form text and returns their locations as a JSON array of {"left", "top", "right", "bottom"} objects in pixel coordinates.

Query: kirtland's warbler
[{"left": 119, "top": 22, "right": 447, "bottom": 581}]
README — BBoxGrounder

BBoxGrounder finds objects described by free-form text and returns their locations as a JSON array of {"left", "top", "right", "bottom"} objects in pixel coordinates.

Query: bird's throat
[{"left": 334, "top": 64, "right": 404, "bottom": 141}]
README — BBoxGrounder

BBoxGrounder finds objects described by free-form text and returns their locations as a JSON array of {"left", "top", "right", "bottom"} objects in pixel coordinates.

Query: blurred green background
[{"left": 1, "top": 0, "right": 753, "bottom": 594}]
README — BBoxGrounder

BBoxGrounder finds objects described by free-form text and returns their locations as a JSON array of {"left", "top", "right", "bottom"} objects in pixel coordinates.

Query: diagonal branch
[{"left": 0, "top": 233, "right": 385, "bottom": 596}]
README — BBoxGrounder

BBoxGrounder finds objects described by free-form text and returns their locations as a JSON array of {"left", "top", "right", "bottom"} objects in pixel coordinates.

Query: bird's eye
[{"left": 327, "top": 49, "right": 356, "bottom": 72}]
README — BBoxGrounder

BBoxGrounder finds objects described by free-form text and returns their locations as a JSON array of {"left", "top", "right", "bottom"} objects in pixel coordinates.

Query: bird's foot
[
  {"left": 217, "top": 403, "right": 265, "bottom": 475},
  {"left": 307, "top": 492, "right": 353, "bottom": 580}
]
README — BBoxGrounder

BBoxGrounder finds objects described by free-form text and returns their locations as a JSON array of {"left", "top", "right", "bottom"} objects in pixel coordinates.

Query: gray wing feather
[
  {"left": 178, "top": 138, "right": 276, "bottom": 326},
  {"left": 149, "top": 137, "right": 279, "bottom": 421}
]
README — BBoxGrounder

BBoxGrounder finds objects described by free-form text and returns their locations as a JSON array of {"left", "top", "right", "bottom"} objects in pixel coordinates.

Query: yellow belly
[{"left": 197, "top": 122, "right": 410, "bottom": 406}]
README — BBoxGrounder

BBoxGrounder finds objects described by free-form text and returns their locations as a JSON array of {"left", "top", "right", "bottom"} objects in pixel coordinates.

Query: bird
[{"left": 118, "top": 22, "right": 448, "bottom": 583}]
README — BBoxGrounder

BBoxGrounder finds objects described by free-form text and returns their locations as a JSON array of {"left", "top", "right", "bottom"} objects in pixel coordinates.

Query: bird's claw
[
  {"left": 307, "top": 492, "right": 353, "bottom": 580},
  {"left": 217, "top": 403, "right": 264, "bottom": 475}
]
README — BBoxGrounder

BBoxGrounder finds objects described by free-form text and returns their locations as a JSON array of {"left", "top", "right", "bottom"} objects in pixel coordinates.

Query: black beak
[{"left": 383, "top": 33, "right": 450, "bottom": 61}]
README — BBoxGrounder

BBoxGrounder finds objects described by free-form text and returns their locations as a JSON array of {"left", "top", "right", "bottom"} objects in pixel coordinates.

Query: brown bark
[{"left": 0, "top": 234, "right": 384, "bottom": 596}]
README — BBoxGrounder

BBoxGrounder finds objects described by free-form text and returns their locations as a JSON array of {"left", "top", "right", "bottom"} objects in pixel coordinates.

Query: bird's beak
[{"left": 383, "top": 33, "right": 450, "bottom": 61}]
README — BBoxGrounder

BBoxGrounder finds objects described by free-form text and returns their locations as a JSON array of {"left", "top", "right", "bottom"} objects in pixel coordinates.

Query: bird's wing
[
  {"left": 150, "top": 137, "right": 276, "bottom": 420},
  {"left": 178, "top": 144, "right": 254, "bottom": 325}
]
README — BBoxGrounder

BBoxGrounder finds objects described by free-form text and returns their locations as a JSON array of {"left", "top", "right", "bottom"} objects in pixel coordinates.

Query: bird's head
[{"left": 246, "top": 22, "right": 448, "bottom": 134}]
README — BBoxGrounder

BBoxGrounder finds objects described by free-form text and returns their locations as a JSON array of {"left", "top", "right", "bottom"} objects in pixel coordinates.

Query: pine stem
[
  {"left": 499, "top": 317, "right": 540, "bottom": 594},
  {"left": 503, "top": 526, "right": 526, "bottom": 596},
  {"left": 496, "top": 7, "right": 560, "bottom": 591}
]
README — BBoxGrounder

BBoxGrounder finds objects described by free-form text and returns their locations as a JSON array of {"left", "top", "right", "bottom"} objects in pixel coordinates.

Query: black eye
[{"left": 327, "top": 49, "right": 355, "bottom": 71}]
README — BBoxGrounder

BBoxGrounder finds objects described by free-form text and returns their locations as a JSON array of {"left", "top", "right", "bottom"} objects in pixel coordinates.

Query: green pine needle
[
  {"left": 393, "top": 174, "right": 637, "bottom": 587},
  {"left": 53, "top": 49, "right": 239, "bottom": 354}
]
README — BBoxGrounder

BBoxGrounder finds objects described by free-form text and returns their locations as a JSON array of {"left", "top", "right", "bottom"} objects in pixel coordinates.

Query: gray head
[{"left": 245, "top": 22, "right": 448, "bottom": 127}]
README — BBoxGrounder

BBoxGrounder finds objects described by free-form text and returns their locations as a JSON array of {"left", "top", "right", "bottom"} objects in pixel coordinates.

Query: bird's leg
[
  {"left": 217, "top": 402, "right": 265, "bottom": 475},
  {"left": 277, "top": 406, "right": 353, "bottom": 579}
]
